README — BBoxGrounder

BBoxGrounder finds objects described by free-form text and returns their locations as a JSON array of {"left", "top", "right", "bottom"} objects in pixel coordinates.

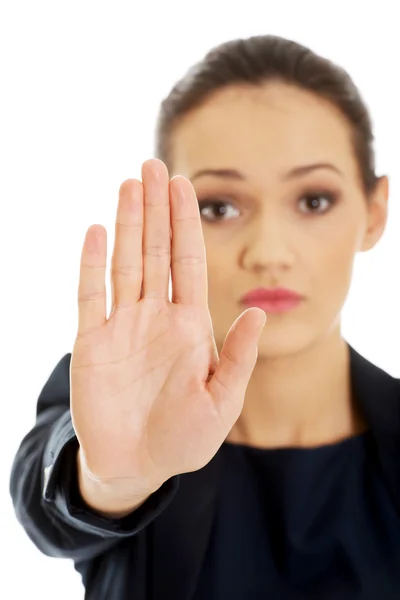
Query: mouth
[
  {"left": 240, "top": 287, "right": 304, "bottom": 314},
  {"left": 241, "top": 297, "right": 303, "bottom": 313}
]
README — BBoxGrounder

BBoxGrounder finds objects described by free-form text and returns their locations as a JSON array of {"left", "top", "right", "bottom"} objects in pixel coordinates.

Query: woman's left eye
[{"left": 299, "top": 192, "right": 337, "bottom": 214}]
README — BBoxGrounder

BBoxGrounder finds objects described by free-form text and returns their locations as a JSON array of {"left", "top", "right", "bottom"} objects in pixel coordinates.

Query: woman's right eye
[{"left": 198, "top": 199, "right": 240, "bottom": 222}]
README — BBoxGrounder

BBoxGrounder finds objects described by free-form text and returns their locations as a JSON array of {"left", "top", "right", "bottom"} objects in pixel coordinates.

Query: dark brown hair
[{"left": 154, "top": 34, "right": 380, "bottom": 198}]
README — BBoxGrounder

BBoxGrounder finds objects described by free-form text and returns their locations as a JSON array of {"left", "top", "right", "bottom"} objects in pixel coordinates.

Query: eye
[
  {"left": 198, "top": 199, "right": 240, "bottom": 222},
  {"left": 299, "top": 191, "right": 338, "bottom": 214}
]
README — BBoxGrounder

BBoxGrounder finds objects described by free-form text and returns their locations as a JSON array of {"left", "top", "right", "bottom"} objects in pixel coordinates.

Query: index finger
[{"left": 169, "top": 175, "right": 208, "bottom": 307}]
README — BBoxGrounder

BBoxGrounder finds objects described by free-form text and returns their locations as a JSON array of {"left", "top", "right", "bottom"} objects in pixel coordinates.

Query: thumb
[{"left": 207, "top": 308, "right": 267, "bottom": 411}]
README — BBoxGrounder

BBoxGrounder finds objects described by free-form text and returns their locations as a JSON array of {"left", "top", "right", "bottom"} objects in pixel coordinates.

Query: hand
[{"left": 70, "top": 158, "right": 267, "bottom": 497}]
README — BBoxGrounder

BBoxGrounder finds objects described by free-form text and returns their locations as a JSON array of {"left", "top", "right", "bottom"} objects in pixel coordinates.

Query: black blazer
[{"left": 9, "top": 341, "right": 400, "bottom": 600}]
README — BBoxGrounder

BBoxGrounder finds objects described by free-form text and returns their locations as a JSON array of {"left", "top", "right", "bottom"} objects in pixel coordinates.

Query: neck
[{"left": 226, "top": 327, "right": 368, "bottom": 448}]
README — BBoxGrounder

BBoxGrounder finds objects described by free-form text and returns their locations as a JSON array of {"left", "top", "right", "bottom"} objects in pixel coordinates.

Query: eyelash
[{"left": 197, "top": 191, "right": 338, "bottom": 222}]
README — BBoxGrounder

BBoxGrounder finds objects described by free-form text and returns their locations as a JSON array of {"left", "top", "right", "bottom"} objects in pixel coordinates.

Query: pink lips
[{"left": 240, "top": 287, "right": 303, "bottom": 314}]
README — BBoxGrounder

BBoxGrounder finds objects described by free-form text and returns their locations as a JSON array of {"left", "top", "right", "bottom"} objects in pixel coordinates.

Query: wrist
[{"left": 76, "top": 448, "right": 157, "bottom": 518}]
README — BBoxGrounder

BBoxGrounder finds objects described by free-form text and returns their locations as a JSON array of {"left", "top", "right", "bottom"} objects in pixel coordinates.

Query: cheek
[
  {"left": 205, "top": 258, "right": 233, "bottom": 310},
  {"left": 314, "top": 231, "right": 358, "bottom": 302},
  {"left": 207, "top": 262, "right": 230, "bottom": 293}
]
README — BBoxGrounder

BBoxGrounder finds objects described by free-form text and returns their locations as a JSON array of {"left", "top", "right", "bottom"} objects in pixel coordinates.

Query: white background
[{"left": 2, "top": 1, "right": 400, "bottom": 598}]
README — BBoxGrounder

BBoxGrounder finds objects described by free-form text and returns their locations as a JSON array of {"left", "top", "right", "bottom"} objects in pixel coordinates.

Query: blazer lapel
[{"left": 348, "top": 341, "right": 400, "bottom": 512}]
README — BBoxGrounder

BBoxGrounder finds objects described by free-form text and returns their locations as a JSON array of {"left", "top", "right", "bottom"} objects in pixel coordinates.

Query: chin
[{"left": 256, "top": 327, "right": 313, "bottom": 359}]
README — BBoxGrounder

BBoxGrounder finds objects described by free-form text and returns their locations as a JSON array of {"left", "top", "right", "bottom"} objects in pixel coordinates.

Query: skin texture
[{"left": 168, "top": 81, "right": 389, "bottom": 449}]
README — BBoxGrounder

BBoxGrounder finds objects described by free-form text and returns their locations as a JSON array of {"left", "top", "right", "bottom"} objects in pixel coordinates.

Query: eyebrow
[{"left": 190, "top": 162, "right": 344, "bottom": 182}]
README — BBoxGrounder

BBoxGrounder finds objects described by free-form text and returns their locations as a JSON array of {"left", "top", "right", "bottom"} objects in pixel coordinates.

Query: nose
[{"left": 240, "top": 217, "right": 295, "bottom": 273}]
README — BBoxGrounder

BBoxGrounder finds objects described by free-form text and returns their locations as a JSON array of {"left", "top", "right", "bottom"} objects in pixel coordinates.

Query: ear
[{"left": 359, "top": 175, "right": 389, "bottom": 252}]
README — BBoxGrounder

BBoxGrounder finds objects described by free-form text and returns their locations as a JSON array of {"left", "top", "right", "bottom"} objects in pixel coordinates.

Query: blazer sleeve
[{"left": 9, "top": 353, "right": 180, "bottom": 563}]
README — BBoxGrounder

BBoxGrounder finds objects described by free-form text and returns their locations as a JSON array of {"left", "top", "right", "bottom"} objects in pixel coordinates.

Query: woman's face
[{"left": 169, "top": 81, "right": 388, "bottom": 357}]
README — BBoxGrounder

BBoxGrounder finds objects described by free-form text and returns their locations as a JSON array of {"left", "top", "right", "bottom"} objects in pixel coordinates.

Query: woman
[{"left": 10, "top": 34, "right": 400, "bottom": 599}]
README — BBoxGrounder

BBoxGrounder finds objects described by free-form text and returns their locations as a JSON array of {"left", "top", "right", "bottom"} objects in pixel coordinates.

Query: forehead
[{"left": 170, "top": 82, "right": 357, "bottom": 181}]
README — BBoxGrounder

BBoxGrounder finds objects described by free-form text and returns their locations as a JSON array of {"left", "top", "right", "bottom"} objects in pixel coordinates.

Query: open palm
[{"left": 70, "top": 159, "right": 267, "bottom": 494}]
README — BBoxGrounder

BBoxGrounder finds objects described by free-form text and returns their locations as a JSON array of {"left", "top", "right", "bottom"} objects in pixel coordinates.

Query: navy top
[{"left": 193, "top": 429, "right": 400, "bottom": 599}]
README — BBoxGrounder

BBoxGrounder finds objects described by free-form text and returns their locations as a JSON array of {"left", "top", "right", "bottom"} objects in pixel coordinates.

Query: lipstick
[{"left": 240, "top": 287, "right": 304, "bottom": 314}]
